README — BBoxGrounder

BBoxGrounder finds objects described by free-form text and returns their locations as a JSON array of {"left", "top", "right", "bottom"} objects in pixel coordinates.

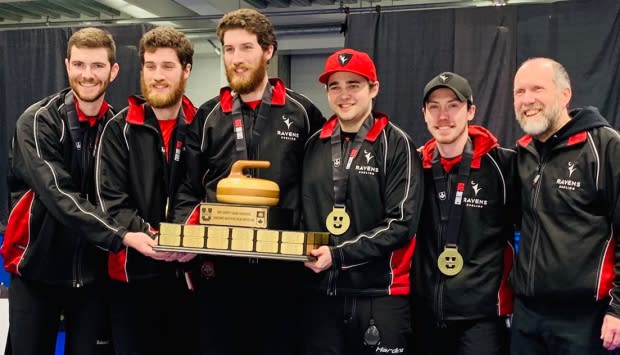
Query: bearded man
[
  {"left": 171, "top": 8, "right": 325, "bottom": 355},
  {"left": 510, "top": 57, "right": 620, "bottom": 355},
  {"left": 95, "top": 26, "right": 199, "bottom": 355},
  {"left": 2, "top": 27, "right": 163, "bottom": 355}
]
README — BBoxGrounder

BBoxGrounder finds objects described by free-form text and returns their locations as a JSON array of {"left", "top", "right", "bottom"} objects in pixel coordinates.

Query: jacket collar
[
  {"left": 125, "top": 95, "right": 197, "bottom": 126},
  {"left": 220, "top": 78, "right": 287, "bottom": 113},
  {"left": 319, "top": 112, "right": 389, "bottom": 142}
]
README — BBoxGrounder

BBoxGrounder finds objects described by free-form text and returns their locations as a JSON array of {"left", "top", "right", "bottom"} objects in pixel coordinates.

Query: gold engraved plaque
[
  {"left": 206, "top": 226, "right": 230, "bottom": 250},
  {"left": 231, "top": 228, "right": 255, "bottom": 241},
  {"left": 280, "top": 243, "right": 304, "bottom": 256},
  {"left": 231, "top": 239, "right": 254, "bottom": 251},
  {"left": 199, "top": 203, "right": 293, "bottom": 229},
  {"left": 158, "top": 234, "right": 181, "bottom": 247},
  {"left": 281, "top": 231, "right": 305, "bottom": 244},
  {"left": 256, "top": 241, "right": 279, "bottom": 253},
  {"left": 183, "top": 236, "right": 205, "bottom": 248},
  {"left": 183, "top": 225, "right": 206, "bottom": 238},
  {"left": 206, "top": 237, "right": 229, "bottom": 250},
  {"left": 437, "top": 247, "right": 464, "bottom": 276},
  {"left": 256, "top": 229, "right": 279, "bottom": 242},
  {"left": 200, "top": 204, "right": 268, "bottom": 228},
  {"left": 159, "top": 223, "right": 182, "bottom": 236},
  {"left": 207, "top": 226, "right": 230, "bottom": 239}
]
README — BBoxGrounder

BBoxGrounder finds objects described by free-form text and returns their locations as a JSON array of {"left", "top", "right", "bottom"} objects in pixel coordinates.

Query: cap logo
[
  {"left": 439, "top": 73, "right": 450, "bottom": 83},
  {"left": 338, "top": 53, "right": 352, "bottom": 66}
]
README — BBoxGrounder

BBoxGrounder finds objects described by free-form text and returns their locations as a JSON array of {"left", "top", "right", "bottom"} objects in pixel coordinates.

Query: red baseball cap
[{"left": 318, "top": 48, "right": 377, "bottom": 84}]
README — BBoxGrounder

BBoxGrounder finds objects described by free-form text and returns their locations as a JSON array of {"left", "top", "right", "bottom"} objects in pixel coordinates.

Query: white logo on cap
[
  {"left": 439, "top": 74, "right": 449, "bottom": 83},
  {"left": 338, "top": 53, "right": 352, "bottom": 66}
]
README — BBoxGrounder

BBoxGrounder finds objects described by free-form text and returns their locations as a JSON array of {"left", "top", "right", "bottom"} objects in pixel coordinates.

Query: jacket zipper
[
  {"left": 73, "top": 237, "right": 83, "bottom": 288},
  {"left": 526, "top": 158, "right": 546, "bottom": 295}
]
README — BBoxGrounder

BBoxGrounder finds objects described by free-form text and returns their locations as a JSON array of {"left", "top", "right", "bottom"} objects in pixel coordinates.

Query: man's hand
[
  {"left": 122, "top": 232, "right": 174, "bottom": 261},
  {"left": 601, "top": 314, "right": 620, "bottom": 350},
  {"left": 304, "top": 246, "right": 333, "bottom": 273},
  {"left": 169, "top": 252, "right": 197, "bottom": 263}
]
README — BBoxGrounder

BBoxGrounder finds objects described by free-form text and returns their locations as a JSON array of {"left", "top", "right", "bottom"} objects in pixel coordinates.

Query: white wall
[{"left": 186, "top": 53, "right": 223, "bottom": 106}]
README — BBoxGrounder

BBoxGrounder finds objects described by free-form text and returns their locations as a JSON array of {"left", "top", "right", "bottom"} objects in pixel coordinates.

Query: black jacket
[
  {"left": 1, "top": 88, "right": 126, "bottom": 287},
  {"left": 302, "top": 113, "right": 424, "bottom": 296},
  {"left": 511, "top": 107, "right": 620, "bottom": 316},
  {"left": 172, "top": 78, "right": 325, "bottom": 224},
  {"left": 95, "top": 95, "right": 196, "bottom": 282},
  {"left": 412, "top": 125, "right": 516, "bottom": 321}
]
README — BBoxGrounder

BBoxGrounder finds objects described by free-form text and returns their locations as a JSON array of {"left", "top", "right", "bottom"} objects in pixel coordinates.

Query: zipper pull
[{"left": 532, "top": 174, "right": 540, "bottom": 187}]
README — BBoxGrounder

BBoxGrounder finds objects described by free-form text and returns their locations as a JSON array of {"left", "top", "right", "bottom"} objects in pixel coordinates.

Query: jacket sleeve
[
  {"left": 331, "top": 129, "right": 424, "bottom": 269},
  {"left": 604, "top": 129, "right": 620, "bottom": 317},
  {"left": 170, "top": 104, "right": 210, "bottom": 224},
  {"left": 95, "top": 116, "right": 152, "bottom": 235},
  {"left": 12, "top": 101, "right": 126, "bottom": 252}
]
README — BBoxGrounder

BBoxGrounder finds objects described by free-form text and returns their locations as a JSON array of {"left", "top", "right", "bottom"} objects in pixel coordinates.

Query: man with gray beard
[{"left": 510, "top": 57, "right": 620, "bottom": 354}]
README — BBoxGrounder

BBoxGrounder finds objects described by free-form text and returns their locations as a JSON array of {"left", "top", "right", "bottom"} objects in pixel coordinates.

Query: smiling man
[
  {"left": 510, "top": 57, "right": 620, "bottom": 355},
  {"left": 95, "top": 26, "right": 199, "bottom": 355},
  {"left": 171, "top": 8, "right": 325, "bottom": 355},
  {"left": 1, "top": 27, "right": 161, "bottom": 355},
  {"left": 301, "top": 48, "right": 423, "bottom": 355},
  {"left": 411, "top": 72, "right": 517, "bottom": 355}
]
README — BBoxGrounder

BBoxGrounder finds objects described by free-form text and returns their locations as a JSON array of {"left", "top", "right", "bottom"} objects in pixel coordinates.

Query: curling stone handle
[{"left": 229, "top": 160, "right": 271, "bottom": 177}]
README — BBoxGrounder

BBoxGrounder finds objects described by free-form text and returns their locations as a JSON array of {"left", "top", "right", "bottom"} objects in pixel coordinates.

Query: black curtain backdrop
[
  {"left": 0, "top": 24, "right": 153, "bottom": 222},
  {"left": 345, "top": 0, "right": 620, "bottom": 148}
]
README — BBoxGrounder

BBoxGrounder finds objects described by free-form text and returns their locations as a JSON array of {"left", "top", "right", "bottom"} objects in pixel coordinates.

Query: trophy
[{"left": 157, "top": 160, "right": 328, "bottom": 261}]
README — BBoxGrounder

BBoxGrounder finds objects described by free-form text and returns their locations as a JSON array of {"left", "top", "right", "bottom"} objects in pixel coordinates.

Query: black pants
[
  {"left": 411, "top": 314, "right": 508, "bottom": 355},
  {"left": 302, "top": 294, "right": 411, "bottom": 355},
  {"left": 108, "top": 274, "right": 199, "bottom": 355},
  {"left": 511, "top": 297, "right": 619, "bottom": 355},
  {"left": 8, "top": 275, "right": 113, "bottom": 355},
  {"left": 195, "top": 257, "right": 305, "bottom": 355}
]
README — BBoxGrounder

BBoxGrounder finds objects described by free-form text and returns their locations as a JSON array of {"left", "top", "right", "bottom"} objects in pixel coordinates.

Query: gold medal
[
  {"left": 437, "top": 246, "right": 463, "bottom": 276},
  {"left": 325, "top": 206, "right": 350, "bottom": 235}
]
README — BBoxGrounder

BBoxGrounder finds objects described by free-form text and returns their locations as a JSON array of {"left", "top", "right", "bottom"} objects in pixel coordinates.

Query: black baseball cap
[{"left": 423, "top": 72, "right": 473, "bottom": 105}]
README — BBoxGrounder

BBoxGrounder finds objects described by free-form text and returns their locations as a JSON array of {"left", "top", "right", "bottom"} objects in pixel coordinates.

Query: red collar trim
[
  {"left": 567, "top": 131, "right": 587, "bottom": 146},
  {"left": 126, "top": 95, "right": 196, "bottom": 125},
  {"left": 517, "top": 131, "right": 587, "bottom": 148},
  {"left": 219, "top": 78, "right": 287, "bottom": 113},
  {"left": 319, "top": 112, "right": 389, "bottom": 142},
  {"left": 517, "top": 134, "right": 533, "bottom": 148},
  {"left": 74, "top": 100, "right": 109, "bottom": 122}
]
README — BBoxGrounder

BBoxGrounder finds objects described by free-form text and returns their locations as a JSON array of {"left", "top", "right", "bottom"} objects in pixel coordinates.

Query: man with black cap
[
  {"left": 410, "top": 71, "right": 517, "bottom": 355},
  {"left": 301, "top": 48, "right": 423, "bottom": 355}
]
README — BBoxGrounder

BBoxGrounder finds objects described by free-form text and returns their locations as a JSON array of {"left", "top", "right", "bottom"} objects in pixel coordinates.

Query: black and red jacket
[
  {"left": 511, "top": 107, "right": 620, "bottom": 317},
  {"left": 95, "top": 95, "right": 196, "bottom": 282},
  {"left": 172, "top": 78, "right": 325, "bottom": 226},
  {"left": 1, "top": 88, "right": 127, "bottom": 287},
  {"left": 412, "top": 125, "right": 516, "bottom": 321},
  {"left": 301, "top": 113, "right": 424, "bottom": 296}
]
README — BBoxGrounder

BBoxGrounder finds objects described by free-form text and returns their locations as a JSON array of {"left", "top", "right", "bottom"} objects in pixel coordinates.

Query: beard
[
  {"left": 140, "top": 73, "right": 186, "bottom": 109},
  {"left": 70, "top": 75, "right": 110, "bottom": 103},
  {"left": 515, "top": 98, "right": 562, "bottom": 137},
  {"left": 226, "top": 57, "right": 267, "bottom": 94}
]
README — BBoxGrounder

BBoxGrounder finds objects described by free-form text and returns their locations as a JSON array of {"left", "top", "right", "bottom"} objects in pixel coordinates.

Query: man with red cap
[
  {"left": 411, "top": 71, "right": 517, "bottom": 355},
  {"left": 301, "top": 48, "right": 423, "bottom": 354}
]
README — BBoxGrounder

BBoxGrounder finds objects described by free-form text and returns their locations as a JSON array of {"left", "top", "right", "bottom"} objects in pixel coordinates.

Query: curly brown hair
[
  {"left": 216, "top": 8, "right": 277, "bottom": 54},
  {"left": 139, "top": 26, "right": 194, "bottom": 69},
  {"left": 67, "top": 27, "right": 116, "bottom": 65}
]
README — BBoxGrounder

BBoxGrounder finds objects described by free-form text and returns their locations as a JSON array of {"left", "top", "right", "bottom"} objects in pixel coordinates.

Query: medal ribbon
[
  {"left": 330, "top": 114, "right": 374, "bottom": 208},
  {"left": 430, "top": 139, "right": 473, "bottom": 248},
  {"left": 230, "top": 82, "right": 273, "bottom": 164}
]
